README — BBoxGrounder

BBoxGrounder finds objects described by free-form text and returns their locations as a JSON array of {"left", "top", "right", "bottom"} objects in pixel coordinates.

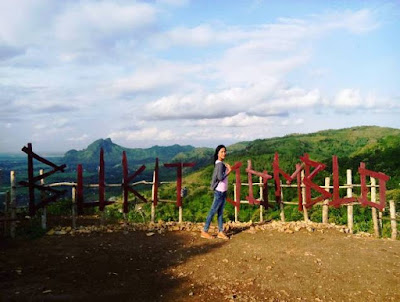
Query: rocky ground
[{"left": 1, "top": 219, "right": 399, "bottom": 301}]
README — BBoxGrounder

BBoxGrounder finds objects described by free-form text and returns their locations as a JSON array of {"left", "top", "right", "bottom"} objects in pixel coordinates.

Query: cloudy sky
[{"left": 1, "top": 0, "right": 399, "bottom": 153}]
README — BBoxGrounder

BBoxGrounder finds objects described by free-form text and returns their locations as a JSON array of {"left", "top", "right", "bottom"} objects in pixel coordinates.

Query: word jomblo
[{"left": 227, "top": 152, "right": 389, "bottom": 212}]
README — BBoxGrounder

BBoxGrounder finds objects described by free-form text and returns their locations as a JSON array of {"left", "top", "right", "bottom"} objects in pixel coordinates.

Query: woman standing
[{"left": 201, "top": 145, "right": 231, "bottom": 240}]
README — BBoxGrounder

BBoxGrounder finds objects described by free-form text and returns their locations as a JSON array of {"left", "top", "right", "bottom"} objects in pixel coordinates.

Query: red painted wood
[
  {"left": 164, "top": 162, "right": 195, "bottom": 207},
  {"left": 246, "top": 160, "right": 255, "bottom": 205},
  {"left": 226, "top": 161, "right": 242, "bottom": 212},
  {"left": 300, "top": 153, "right": 331, "bottom": 209},
  {"left": 273, "top": 152, "right": 295, "bottom": 205},
  {"left": 296, "top": 164, "right": 303, "bottom": 211},
  {"left": 153, "top": 158, "right": 159, "bottom": 206},
  {"left": 20, "top": 143, "right": 66, "bottom": 216},
  {"left": 245, "top": 160, "right": 272, "bottom": 206},
  {"left": 358, "top": 162, "right": 389, "bottom": 210},
  {"left": 329, "top": 156, "right": 357, "bottom": 208},
  {"left": 122, "top": 151, "right": 148, "bottom": 212}
]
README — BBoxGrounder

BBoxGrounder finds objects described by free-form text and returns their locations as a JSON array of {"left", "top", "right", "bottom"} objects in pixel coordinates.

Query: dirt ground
[{"left": 1, "top": 219, "right": 400, "bottom": 302}]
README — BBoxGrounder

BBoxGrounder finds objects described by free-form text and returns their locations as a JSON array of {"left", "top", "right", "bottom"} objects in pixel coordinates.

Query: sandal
[
  {"left": 217, "top": 232, "right": 229, "bottom": 240},
  {"left": 201, "top": 231, "right": 213, "bottom": 239}
]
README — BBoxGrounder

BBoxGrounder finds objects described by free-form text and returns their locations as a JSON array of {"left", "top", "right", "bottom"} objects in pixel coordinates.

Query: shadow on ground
[{"left": 0, "top": 230, "right": 226, "bottom": 301}]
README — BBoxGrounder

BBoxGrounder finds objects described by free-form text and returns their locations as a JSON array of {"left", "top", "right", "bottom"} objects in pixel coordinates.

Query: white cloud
[
  {"left": 330, "top": 89, "right": 400, "bottom": 114},
  {"left": 0, "top": 0, "right": 55, "bottom": 47},
  {"left": 333, "top": 89, "right": 363, "bottom": 108},
  {"left": 0, "top": 3, "right": 396, "bottom": 152},
  {"left": 54, "top": 1, "right": 157, "bottom": 53},
  {"left": 145, "top": 85, "right": 323, "bottom": 120},
  {"left": 109, "top": 127, "right": 174, "bottom": 141},
  {"left": 190, "top": 113, "right": 274, "bottom": 127},
  {"left": 67, "top": 134, "right": 89, "bottom": 142},
  {"left": 318, "top": 9, "right": 379, "bottom": 34},
  {"left": 33, "top": 118, "right": 70, "bottom": 133},
  {"left": 110, "top": 60, "right": 203, "bottom": 95},
  {"left": 263, "top": 88, "right": 323, "bottom": 111},
  {"left": 156, "top": 0, "right": 189, "bottom": 6},
  {"left": 161, "top": 25, "right": 217, "bottom": 47}
]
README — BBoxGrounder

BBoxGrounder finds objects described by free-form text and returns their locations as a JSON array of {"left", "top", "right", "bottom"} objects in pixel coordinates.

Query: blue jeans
[{"left": 204, "top": 190, "right": 227, "bottom": 232}]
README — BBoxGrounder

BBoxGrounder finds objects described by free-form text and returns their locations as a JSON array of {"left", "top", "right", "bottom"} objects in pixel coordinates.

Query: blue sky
[{"left": 1, "top": 0, "right": 399, "bottom": 153}]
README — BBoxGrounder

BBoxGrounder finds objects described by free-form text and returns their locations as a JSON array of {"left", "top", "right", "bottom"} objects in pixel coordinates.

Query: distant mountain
[
  {"left": 62, "top": 126, "right": 400, "bottom": 188},
  {"left": 64, "top": 138, "right": 195, "bottom": 166}
]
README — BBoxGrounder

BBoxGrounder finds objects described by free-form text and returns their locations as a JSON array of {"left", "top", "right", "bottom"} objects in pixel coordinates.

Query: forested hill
[
  {"left": 189, "top": 126, "right": 400, "bottom": 189},
  {"left": 63, "top": 138, "right": 196, "bottom": 166},
  {"left": 62, "top": 126, "right": 400, "bottom": 188}
]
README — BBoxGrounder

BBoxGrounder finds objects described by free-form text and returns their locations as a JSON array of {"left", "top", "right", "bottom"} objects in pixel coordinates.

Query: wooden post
[
  {"left": 379, "top": 211, "right": 383, "bottom": 230},
  {"left": 259, "top": 177, "right": 264, "bottom": 223},
  {"left": 279, "top": 180, "right": 285, "bottom": 222},
  {"left": 389, "top": 200, "right": 397, "bottom": 240},
  {"left": 371, "top": 177, "right": 380, "bottom": 237},
  {"left": 301, "top": 171, "right": 309, "bottom": 222},
  {"left": 4, "top": 191, "right": 10, "bottom": 236},
  {"left": 151, "top": 171, "right": 156, "bottom": 223},
  {"left": 179, "top": 162, "right": 183, "bottom": 224},
  {"left": 234, "top": 207, "right": 238, "bottom": 223},
  {"left": 27, "top": 144, "right": 35, "bottom": 216},
  {"left": 10, "top": 171, "right": 17, "bottom": 238},
  {"left": 151, "top": 204, "right": 155, "bottom": 224},
  {"left": 178, "top": 206, "right": 183, "bottom": 223},
  {"left": 346, "top": 170, "right": 353, "bottom": 233},
  {"left": 322, "top": 177, "right": 330, "bottom": 223},
  {"left": 40, "top": 169, "right": 47, "bottom": 230},
  {"left": 71, "top": 186, "right": 76, "bottom": 229},
  {"left": 234, "top": 183, "right": 238, "bottom": 223}
]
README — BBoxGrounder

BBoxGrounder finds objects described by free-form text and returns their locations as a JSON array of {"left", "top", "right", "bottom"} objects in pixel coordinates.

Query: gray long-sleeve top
[{"left": 210, "top": 161, "right": 227, "bottom": 191}]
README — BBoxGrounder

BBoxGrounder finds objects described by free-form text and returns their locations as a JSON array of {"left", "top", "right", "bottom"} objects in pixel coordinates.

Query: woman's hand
[{"left": 225, "top": 163, "right": 232, "bottom": 175}]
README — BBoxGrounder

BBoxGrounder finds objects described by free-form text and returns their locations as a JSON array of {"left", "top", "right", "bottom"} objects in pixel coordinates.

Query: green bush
[{"left": 46, "top": 198, "right": 72, "bottom": 215}]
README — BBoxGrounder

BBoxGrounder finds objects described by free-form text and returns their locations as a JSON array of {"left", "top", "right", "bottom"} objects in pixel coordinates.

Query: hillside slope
[
  {"left": 61, "top": 126, "right": 400, "bottom": 188},
  {"left": 190, "top": 126, "right": 400, "bottom": 189}
]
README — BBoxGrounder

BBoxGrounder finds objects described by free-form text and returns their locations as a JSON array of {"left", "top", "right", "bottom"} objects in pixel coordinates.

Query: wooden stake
[
  {"left": 151, "top": 171, "right": 156, "bottom": 223},
  {"left": 151, "top": 204, "right": 155, "bottom": 224},
  {"left": 301, "top": 171, "right": 309, "bottom": 222},
  {"left": 346, "top": 170, "right": 353, "bottom": 233},
  {"left": 279, "top": 180, "right": 285, "bottom": 222},
  {"left": 322, "top": 177, "right": 330, "bottom": 223},
  {"left": 234, "top": 184, "right": 238, "bottom": 223},
  {"left": 179, "top": 206, "right": 183, "bottom": 223},
  {"left": 389, "top": 200, "right": 397, "bottom": 240},
  {"left": 259, "top": 177, "right": 264, "bottom": 223},
  {"left": 71, "top": 187, "right": 76, "bottom": 229},
  {"left": 40, "top": 169, "right": 47, "bottom": 230},
  {"left": 371, "top": 177, "right": 380, "bottom": 237},
  {"left": 4, "top": 191, "right": 10, "bottom": 236},
  {"left": 10, "top": 171, "right": 16, "bottom": 238}
]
